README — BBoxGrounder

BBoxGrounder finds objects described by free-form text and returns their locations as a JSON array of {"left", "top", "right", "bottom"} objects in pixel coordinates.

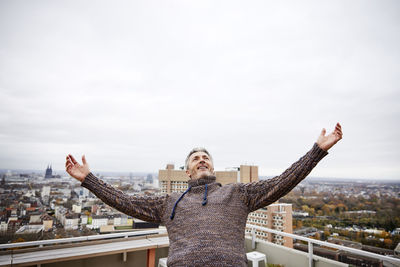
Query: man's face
[{"left": 186, "top": 151, "right": 214, "bottom": 179}]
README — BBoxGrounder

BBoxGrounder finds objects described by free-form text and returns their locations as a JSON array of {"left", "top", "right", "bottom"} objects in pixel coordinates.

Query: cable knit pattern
[
  {"left": 82, "top": 173, "right": 167, "bottom": 223},
  {"left": 81, "top": 143, "right": 328, "bottom": 266},
  {"left": 238, "top": 143, "right": 328, "bottom": 212}
]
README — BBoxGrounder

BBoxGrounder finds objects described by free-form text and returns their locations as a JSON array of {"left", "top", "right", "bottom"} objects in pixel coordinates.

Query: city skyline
[
  {"left": 1, "top": 1, "right": 399, "bottom": 180},
  {"left": 1, "top": 167, "right": 399, "bottom": 182}
]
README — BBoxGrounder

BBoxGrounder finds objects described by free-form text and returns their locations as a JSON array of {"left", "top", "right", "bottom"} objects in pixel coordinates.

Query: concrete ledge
[{"left": 0, "top": 236, "right": 169, "bottom": 267}]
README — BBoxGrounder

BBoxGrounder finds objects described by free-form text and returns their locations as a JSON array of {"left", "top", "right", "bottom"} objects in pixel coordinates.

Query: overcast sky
[{"left": 0, "top": 0, "right": 399, "bottom": 180}]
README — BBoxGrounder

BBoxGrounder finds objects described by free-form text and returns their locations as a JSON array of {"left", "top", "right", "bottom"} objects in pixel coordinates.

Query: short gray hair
[{"left": 185, "top": 147, "right": 213, "bottom": 170}]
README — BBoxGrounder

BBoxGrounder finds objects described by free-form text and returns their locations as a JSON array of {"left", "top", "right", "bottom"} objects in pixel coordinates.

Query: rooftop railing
[
  {"left": 0, "top": 228, "right": 169, "bottom": 267},
  {"left": 0, "top": 228, "right": 167, "bottom": 250},
  {"left": 1, "top": 226, "right": 399, "bottom": 267},
  {"left": 246, "top": 224, "right": 400, "bottom": 267}
]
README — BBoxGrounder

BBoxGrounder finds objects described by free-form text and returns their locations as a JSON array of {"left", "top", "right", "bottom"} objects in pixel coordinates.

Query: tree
[
  {"left": 297, "top": 220, "right": 303, "bottom": 229},
  {"left": 315, "top": 232, "right": 321, "bottom": 240},
  {"left": 383, "top": 239, "right": 392, "bottom": 248}
]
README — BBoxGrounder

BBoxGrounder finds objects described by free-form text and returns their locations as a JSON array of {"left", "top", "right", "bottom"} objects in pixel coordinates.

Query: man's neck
[{"left": 188, "top": 175, "right": 216, "bottom": 187}]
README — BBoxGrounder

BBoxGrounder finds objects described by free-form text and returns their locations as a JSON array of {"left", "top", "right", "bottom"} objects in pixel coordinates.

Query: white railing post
[{"left": 308, "top": 242, "right": 314, "bottom": 267}]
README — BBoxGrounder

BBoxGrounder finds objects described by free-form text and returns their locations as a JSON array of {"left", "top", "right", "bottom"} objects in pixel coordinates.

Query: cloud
[{"left": 0, "top": 0, "right": 399, "bottom": 179}]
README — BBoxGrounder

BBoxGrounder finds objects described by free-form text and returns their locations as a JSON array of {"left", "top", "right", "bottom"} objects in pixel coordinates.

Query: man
[{"left": 66, "top": 123, "right": 342, "bottom": 266}]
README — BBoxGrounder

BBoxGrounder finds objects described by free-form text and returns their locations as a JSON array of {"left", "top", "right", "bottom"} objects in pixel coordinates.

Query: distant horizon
[{"left": 1, "top": 168, "right": 398, "bottom": 182}]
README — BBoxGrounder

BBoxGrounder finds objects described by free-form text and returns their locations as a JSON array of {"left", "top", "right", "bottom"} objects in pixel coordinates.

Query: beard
[{"left": 190, "top": 169, "right": 213, "bottom": 180}]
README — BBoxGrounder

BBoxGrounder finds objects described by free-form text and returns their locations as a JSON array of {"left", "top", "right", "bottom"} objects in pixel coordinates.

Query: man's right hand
[{"left": 65, "top": 154, "right": 90, "bottom": 182}]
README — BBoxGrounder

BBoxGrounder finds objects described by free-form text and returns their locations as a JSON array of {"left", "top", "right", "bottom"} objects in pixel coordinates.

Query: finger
[
  {"left": 335, "top": 128, "right": 342, "bottom": 136},
  {"left": 320, "top": 128, "right": 326, "bottom": 136},
  {"left": 335, "top": 129, "right": 343, "bottom": 139},
  {"left": 65, "top": 158, "right": 73, "bottom": 167},
  {"left": 69, "top": 154, "right": 78, "bottom": 164},
  {"left": 66, "top": 157, "right": 74, "bottom": 166},
  {"left": 82, "top": 155, "right": 87, "bottom": 165},
  {"left": 336, "top": 125, "right": 343, "bottom": 134},
  {"left": 66, "top": 162, "right": 73, "bottom": 171}
]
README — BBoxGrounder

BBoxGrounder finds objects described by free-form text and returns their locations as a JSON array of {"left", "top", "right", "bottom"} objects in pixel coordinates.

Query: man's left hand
[{"left": 316, "top": 123, "right": 343, "bottom": 151}]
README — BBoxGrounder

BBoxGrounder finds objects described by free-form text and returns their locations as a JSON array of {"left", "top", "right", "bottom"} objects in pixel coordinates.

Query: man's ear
[{"left": 185, "top": 170, "right": 191, "bottom": 178}]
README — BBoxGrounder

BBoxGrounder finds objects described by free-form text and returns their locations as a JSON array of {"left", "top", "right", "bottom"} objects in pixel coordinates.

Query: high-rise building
[
  {"left": 41, "top": 186, "right": 51, "bottom": 198},
  {"left": 41, "top": 186, "right": 51, "bottom": 204},
  {"left": 146, "top": 174, "right": 153, "bottom": 184},
  {"left": 158, "top": 164, "right": 189, "bottom": 194},
  {"left": 246, "top": 203, "right": 293, "bottom": 248},
  {"left": 240, "top": 165, "right": 259, "bottom": 183}
]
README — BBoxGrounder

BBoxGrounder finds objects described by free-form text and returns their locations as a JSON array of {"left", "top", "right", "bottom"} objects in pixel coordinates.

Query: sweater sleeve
[
  {"left": 238, "top": 143, "right": 328, "bottom": 212},
  {"left": 81, "top": 173, "right": 167, "bottom": 223}
]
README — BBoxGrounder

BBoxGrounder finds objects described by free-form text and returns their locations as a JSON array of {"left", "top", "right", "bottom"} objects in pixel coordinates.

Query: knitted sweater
[{"left": 81, "top": 143, "right": 328, "bottom": 266}]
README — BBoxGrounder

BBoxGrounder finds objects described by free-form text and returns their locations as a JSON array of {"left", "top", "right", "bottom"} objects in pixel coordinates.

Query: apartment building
[
  {"left": 246, "top": 203, "right": 293, "bottom": 248},
  {"left": 64, "top": 213, "right": 79, "bottom": 230},
  {"left": 158, "top": 164, "right": 187, "bottom": 194},
  {"left": 89, "top": 215, "right": 108, "bottom": 229}
]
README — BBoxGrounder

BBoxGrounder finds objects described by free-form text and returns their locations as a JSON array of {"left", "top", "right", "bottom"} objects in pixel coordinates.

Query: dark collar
[{"left": 188, "top": 175, "right": 217, "bottom": 187}]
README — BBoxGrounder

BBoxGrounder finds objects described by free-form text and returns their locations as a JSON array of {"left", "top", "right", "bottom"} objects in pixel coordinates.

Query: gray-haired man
[{"left": 66, "top": 123, "right": 342, "bottom": 266}]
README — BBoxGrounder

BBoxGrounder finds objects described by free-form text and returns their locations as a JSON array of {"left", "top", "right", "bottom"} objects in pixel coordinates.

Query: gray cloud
[{"left": 0, "top": 0, "right": 399, "bottom": 179}]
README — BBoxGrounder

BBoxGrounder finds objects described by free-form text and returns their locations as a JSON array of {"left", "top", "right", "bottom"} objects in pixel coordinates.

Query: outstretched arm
[
  {"left": 65, "top": 155, "right": 166, "bottom": 223},
  {"left": 239, "top": 123, "right": 342, "bottom": 212}
]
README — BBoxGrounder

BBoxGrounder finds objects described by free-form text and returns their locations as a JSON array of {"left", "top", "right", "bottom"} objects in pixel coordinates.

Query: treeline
[
  {"left": 282, "top": 191, "right": 400, "bottom": 231},
  {"left": 293, "top": 217, "right": 400, "bottom": 250}
]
